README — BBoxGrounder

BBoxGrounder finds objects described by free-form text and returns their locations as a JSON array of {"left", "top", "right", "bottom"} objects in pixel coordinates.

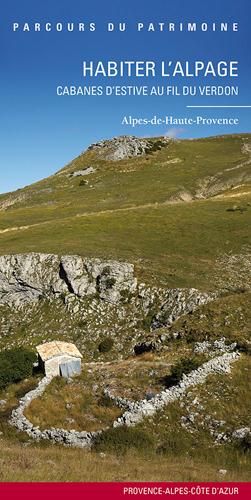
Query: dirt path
[
  {"left": 0, "top": 186, "right": 250, "bottom": 236},
  {"left": 0, "top": 200, "right": 181, "bottom": 235}
]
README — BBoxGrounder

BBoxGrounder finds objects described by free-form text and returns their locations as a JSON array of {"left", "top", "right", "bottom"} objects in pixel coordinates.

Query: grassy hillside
[{"left": 0, "top": 134, "right": 251, "bottom": 289}]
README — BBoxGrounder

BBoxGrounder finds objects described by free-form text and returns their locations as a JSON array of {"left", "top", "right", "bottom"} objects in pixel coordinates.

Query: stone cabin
[{"left": 36, "top": 341, "right": 82, "bottom": 378}]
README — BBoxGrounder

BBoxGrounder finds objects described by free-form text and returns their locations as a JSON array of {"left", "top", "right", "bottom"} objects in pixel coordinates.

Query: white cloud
[{"left": 165, "top": 128, "right": 184, "bottom": 138}]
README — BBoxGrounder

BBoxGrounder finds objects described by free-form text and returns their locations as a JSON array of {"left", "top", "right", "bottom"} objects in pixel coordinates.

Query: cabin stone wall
[{"left": 40, "top": 355, "right": 81, "bottom": 377}]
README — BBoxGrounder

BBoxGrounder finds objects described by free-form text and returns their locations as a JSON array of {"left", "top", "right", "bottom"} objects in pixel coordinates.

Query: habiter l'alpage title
[{"left": 82, "top": 60, "right": 239, "bottom": 78}]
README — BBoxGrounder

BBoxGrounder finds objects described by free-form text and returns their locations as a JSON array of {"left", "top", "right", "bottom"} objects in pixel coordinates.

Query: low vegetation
[
  {"left": 0, "top": 438, "right": 249, "bottom": 482},
  {"left": 24, "top": 375, "right": 122, "bottom": 432},
  {"left": 94, "top": 427, "right": 155, "bottom": 455},
  {"left": 162, "top": 355, "right": 207, "bottom": 387},
  {"left": 0, "top": 348, "right": 36, "bottom": 390},
  {"left": 98, "top": 338, "right": 114, "bottom": 353},
  {"left": 167, "top": 291, "right": 251, "bottom": 345}
]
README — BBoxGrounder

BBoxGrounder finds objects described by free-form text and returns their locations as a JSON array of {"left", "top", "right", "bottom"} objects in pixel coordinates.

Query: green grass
[
  {"left": 0, "top": 134, "right": 251, "bottom": 288},
  {"left": 0, "top": 376, "right": 42, "bottom": 443},
  {"left": 0, "top": 198, "right": 250, "bottom": 289},
  {"left": 24, "top": 347, "right": 193, "bottom": 430},
  {"left": 0, "top": 134, "right": 250, "bottom": 222},
  {"left": 0, "top": 439, "right": 249, "bottom": 481},
  {"left": 167, "top": 291, "right": 251, "bottom": 344},
  {"left": 135, "top": 355, "right": 251, "bottom": 476}
]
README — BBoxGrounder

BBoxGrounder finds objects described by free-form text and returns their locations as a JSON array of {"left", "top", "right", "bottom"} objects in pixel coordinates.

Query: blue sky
[{"left": 0, "top": 0, "right": 250, "bottom": 193}]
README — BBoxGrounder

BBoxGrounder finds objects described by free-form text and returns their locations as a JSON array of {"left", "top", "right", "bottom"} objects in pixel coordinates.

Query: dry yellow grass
[
  {"left": 0, "top": 438, "right": 250, "bottom": 482},
  {"left": 24, "top": 348, "right": 192, "bottom": 431}
]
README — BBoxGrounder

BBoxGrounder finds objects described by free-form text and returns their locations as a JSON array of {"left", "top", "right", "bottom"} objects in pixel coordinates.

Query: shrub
[
  {"left": 141, "top": 314, "right": 153, "bottom": 331},
  {"left": 236, "top": 340, "right": 251, "bottom": 355},
  {"left": 163, "top": 356, "right": 206, "bottom": 387},
  {"left": 97, "top": 267, "right": 116, "bottom": 291},
  {"left": 238, "top": 434, "right": 251, "bottom": 453},
  {"left": 94, "top": 426, "right": 154, "bottom": 454},
  {"left": 78, "top": 319, "right": 87, "bottom": 328},
  {"left": 226, "top": 205, "right": 247, "bottom": 213},
  {"left": 98, "top": 394, "right": 114, "bottom": 408},
  {"left": 98, "top": 338, "right": 114, "bottom": 353},
  {"left": 0, "top": 348, "right": 36, "bottom": 390},
  {"left": 101, "top": 266, "right": 111, "bottom": 276},
  {"left": 185, "top": 328, "right": 212, "bottom": 344},
  {"left": 120, "top": 289, "right": 134, "bottom": 303},
  {"left": 140, "top": 309, "right": 158, "bottom": 331},
  {"left": 157, "top": 430, "right": 196, "bottom": 456},
  {"left": 79, "top": 179, "right": 88, "bottom": 186},
  {"left": 146, "top": 140, "right": 166, "bottom": 154},
  {"left": 105, "top": 277, "right": 116, "bottom": 289}
]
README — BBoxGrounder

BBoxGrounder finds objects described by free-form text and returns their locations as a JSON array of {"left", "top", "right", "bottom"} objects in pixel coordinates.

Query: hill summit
[{"left": 86, "top": 135, "right": 170, "bottom": 161}]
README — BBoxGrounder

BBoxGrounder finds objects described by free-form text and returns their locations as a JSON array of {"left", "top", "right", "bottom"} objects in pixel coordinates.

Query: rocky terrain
[
  {"left": 87, "top": 135, "right": 166, "bottom": 161},
  {"left": 0, "top": 253, "right": 137, "bottom": 307},
  {"left": 0, "top": 252, "right": 215, "bottom": 358}
]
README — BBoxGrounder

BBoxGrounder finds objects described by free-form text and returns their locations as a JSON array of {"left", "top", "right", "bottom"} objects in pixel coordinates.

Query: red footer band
[{"left": 0, "top": 482, "right": 250, "bottom": 500}]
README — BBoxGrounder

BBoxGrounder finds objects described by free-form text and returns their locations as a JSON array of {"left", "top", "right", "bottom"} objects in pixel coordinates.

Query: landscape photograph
[
  {"left": 1, "top": 0, "right": 251, "bottom": 489},
  {"left": 0, "top": 133, "right": 250, "bottom": 481}
]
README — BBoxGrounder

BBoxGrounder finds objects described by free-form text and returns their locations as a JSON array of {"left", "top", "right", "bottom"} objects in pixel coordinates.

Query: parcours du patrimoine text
[{"left": 82, "top": 60, "right": 238, "bottom": 78}]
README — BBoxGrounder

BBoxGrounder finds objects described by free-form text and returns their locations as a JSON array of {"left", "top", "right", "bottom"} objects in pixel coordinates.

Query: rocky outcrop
[
  {"left": 0, "top": 193, "right": 27, "bottom": 211},
  {"left": 232, "top": 427, "right": 251, "bottom": 440},
  {"left": 68, "top": 167, "right": 96, "bottom": 177},
  {"left": 0, "top": 254, "right": 65, "bottom": 307},
  {"left": 87, "top": 135, "right": 153, "bottom": 161},
  {"left": 0, "top": 253, "right": 213, "bottom": 319},
  {"left": 151, "top": 288, "right": 214, "bottom": 329},
  {"left": 60, "top": 255, "right": 137, "bottom": 303},
  {"left": 0, "top": 253, "right": 137, "bottom": 307}
]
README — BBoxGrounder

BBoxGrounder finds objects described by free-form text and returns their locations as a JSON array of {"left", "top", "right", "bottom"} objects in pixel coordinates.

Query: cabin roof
[{"left": 36, "top": 341, "right": 82, "bottom": 362}]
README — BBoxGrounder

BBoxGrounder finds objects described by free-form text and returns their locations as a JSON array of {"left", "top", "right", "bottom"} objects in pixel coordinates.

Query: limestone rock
[
  {"left": 218, "top": 469, "right": 227, "bottom": 475},
  {"left": 0, "top": 253, "right": 66, "bottom": 307},
  {"left": 87, "top": 135, "right": 153, "bottom": 161},
  {"left": 152, "top": 288, "right": 214, "bottom": 329},
  {"left": 232, "top": 427, "right": 251, "bottom": 440},
  {"left": 10, "top": 352, "right": 240, "bottom": 447},
  {"left": 60, "top": 255, "right": 137, "bottom": 303},
  {"left": 68, "top": 167, "right": 96, "bottom": 177},
  {"left": 113, "top": 352, "right": 240, "bottom": 427},
  {"left": 0, "top": 253, "right": 137, "bottom": 307}
]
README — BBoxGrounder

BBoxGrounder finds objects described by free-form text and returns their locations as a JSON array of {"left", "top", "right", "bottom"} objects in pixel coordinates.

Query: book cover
[{"left": 0, "top": 0, "right": 250, "bottom": 497}]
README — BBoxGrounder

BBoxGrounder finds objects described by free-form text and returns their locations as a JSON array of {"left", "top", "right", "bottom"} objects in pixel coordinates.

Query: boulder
[{"left": 68, "top": 167, "right": 96, "bottom": 177}]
